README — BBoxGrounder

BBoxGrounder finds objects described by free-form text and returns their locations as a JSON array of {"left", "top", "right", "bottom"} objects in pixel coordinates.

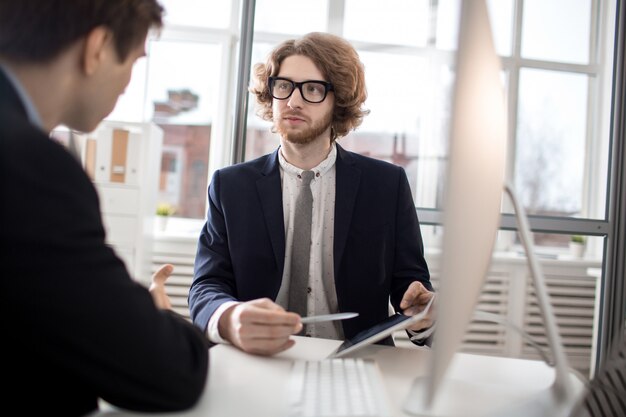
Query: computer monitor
[
  {"left": 403, "top": 0, "right": 507, "bottom": 413},
  {"left": 403, "top": 1, "right": 583, "bottom": 416}
]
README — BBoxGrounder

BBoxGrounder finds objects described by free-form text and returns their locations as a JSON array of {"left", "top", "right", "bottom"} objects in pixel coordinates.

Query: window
[
  {"left": 253, "top": 0, "right": 329, "bottom": 35},
  {"left": 158, "top": 0, "right": 232, "bottom": 29},
  {"left": 237, "top": 0, "right": 619, "bottom": 375},
  {"left": 515, "top": 69, "right": 588, "bottom": 217},
  {"left": 106, "top": 8, "right": 230, "bottom": 222},
  {"left": 243, "top": 0, "right": 614, "bottom": 258},
  {"left": 103, "top": 0, "right": 622, "bottom": 372},
  {"left": 145, "top": 40, "right": 220, "bottom": 219},
  {"left": 107, "top": 1, "right": 615, "bottom": 241}
]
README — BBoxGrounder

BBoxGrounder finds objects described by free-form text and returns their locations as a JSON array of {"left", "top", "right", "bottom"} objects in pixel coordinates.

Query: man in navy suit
[
  {"left": 0, "top": 1, "right": 208, "bottom": 415},
  {"left": 189, "top": 32, "right": 434, "bottom": 356}
]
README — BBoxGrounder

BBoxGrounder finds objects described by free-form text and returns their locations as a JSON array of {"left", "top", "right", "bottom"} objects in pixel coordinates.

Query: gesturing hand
[{"left": 149, "top": 263, "right": 174, "bottom": 310}]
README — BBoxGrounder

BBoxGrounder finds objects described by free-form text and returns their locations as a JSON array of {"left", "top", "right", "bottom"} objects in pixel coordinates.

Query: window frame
[{"left": 228, "top": 0, "right": 624, "bottom": 370}]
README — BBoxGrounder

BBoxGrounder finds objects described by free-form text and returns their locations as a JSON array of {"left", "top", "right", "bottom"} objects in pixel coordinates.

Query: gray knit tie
[{"left": 288, "top": 170, "right": 315, "bottom": 319}]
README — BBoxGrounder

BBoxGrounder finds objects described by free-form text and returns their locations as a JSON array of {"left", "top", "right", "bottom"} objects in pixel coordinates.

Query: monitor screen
[{"left": 403, "top": 0, "right": 507, "bottom": 413}]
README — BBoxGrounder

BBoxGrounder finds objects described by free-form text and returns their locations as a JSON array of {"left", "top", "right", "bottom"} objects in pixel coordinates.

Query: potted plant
[
  {"left": 155, "top": 202, "right": 176, "bottom": 231},
  {"left": 569, "top": 235, "right": 586, "bottom": 258}
]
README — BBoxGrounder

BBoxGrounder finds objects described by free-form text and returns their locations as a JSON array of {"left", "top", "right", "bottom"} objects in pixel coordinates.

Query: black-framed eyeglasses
[{"left": 268, "top": 76, "right": 334, "bottom": 104}]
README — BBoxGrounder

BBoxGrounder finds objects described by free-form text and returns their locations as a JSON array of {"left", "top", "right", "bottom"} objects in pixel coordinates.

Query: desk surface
[{"left": 93, "top": 336, "right": 586, "bottom": 417}]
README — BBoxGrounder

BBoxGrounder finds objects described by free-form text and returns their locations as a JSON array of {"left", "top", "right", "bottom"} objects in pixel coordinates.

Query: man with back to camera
[
  {"left": 189, "top": 32, "right": 436, "bottom": 356},
  {"left": 0, "top": 1, "right": 210, "bottom": 415}
]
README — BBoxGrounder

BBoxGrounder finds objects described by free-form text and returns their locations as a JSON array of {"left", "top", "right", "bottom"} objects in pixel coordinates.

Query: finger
[
  {"left": 249, "top": 297, "right": 286, "bottom": 312},
  {"left": 237, "top": 320, "right": 302, "bottom": 339},
  {"left": 408, "top": 318, "right": 434, "bottom": 332},
  {"left": 239, "top": 303, "right": 301, "bottom": 326},
  {"left": 403, "top": 305, "right": 428, "bottom": 316},
  {"left": 400, "top": 281, "right": 426, "bottom": 309},
  {"left": 233, "top": 321, "right": 295, "bottom": 351},
  {"left": 408, "top": 304, "right": 436, "bottom": 330},
  {"left": 243, "top": 338, "right": 296, "bottom": 356},
  {"left": 152, "top": 263, "right": 174, "bottom": 286},
  {"left": 149, "top": 283, "right": 173, "bottom": 310},
  {"left": 273, "top": 338, "right": 296, "bottom": 354},
  {"left": 243, "top": 309, "right": 302, "bottom": 328},
  {"left": 403, "top": 292, "right": 436, "bottom": 316}
]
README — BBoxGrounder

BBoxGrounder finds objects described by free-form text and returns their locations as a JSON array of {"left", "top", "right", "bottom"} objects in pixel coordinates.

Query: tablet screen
[
  {"left": 332, "top": 314, "right": 412, "bottom": 356},
  {"left": 328, "top": 296, "right": 435, "bottom": 359}
]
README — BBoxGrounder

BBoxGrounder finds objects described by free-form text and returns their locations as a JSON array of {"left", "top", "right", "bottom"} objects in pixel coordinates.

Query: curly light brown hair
[{"left": 249, "top": 32, "right": 370, "bottom": 141}]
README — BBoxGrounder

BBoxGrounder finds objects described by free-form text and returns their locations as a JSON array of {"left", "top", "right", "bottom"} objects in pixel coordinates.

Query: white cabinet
[{"left": 82, "top": 121, "right": 163, "bottom": 285}]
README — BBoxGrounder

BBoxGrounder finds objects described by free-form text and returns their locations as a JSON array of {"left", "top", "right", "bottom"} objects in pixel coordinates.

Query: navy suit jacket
[
  {"left": 189, "top": 144, "right": 432, "bottom": 344},
  {"left": 0, "top": 68, "right": 209, "bottom": 416}
]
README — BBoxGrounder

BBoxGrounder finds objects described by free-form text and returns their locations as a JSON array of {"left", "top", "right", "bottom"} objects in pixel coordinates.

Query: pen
[{"left": 300, "top": 312, "right": 359, "bottom": 324}]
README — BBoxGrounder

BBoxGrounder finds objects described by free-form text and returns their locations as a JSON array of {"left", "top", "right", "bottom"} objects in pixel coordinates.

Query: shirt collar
[
  {"left": 0, "top": 65, "right": 45, "bottom": 130},
  {"left": 278, "top": 143, "right": 337, "bottom": 180}
]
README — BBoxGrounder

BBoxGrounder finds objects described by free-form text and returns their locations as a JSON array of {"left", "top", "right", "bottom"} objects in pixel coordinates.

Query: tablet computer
[{"left": 327, "top": 296, "right": 435, "bottom": 359}]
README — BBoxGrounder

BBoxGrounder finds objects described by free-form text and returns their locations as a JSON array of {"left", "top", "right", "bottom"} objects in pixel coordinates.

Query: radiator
[{"left": 151, "top": 237, "right": 600, "bottom": 378}]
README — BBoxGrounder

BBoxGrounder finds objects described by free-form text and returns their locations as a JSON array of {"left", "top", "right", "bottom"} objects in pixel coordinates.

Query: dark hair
[
  {"left": 0, "top": 0, "right": 164, "bottom": 63},
  {"left": 249, "top": 32, "right": 370, "bottom": 141}
]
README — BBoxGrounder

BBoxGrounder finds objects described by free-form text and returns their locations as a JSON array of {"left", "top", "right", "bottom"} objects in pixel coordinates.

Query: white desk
[{"left": 93, "top": 336, "right": 587, "bottom": 417}]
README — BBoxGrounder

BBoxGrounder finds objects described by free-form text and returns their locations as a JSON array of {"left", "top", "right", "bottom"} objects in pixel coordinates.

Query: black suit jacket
[
  {"left": 189, "top": 144, "right": 432, "bottom": 345},
  {"left": 0, "top": 69, "right": 209, "bottom": 416}
]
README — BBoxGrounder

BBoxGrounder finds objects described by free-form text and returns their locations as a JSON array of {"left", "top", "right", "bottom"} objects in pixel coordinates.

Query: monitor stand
[
  {"left": 403, "top": 184, "right": 587, "bottom": 417},
  {"left": 403, "top": 372, "right": 585, "bottom": 417}
]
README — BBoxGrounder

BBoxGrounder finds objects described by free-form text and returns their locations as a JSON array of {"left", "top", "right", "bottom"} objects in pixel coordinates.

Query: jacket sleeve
[
  {"left": 189, "top": 169, "right": 240, "bottom": 333},
  {"left": 3, "top": 130, "right": 210, "bottom": 413},
  {"left": 389, "top": 167, "right": 434, "bottom": 347}
]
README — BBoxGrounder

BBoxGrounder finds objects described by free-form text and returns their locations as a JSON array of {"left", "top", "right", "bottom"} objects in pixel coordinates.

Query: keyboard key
[{"left": 285, "top": 358, "right": 391, "bottom": 417}]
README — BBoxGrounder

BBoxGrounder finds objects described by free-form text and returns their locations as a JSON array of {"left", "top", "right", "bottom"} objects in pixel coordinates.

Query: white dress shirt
[{"left": 207, "top": 144, "right": 342, "bottom": 342}]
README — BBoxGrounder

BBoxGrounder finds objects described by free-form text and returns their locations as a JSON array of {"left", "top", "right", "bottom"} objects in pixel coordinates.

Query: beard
[{"left": 275, "top": 108, "right": 333, "bottom": 145}]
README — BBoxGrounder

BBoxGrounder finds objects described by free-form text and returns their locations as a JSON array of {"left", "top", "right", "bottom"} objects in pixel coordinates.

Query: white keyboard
[{"left": 285, "top": 358, "right": 391, "bottom": 417}]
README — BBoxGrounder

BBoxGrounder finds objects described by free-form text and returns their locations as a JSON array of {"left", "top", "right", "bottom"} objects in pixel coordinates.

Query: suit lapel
[
  {"left": 253, "top": 145, "right": 361, "bottom": 283},
  {"left": 333, "top": 145, "right": 361, "bottom": 280},
  {"left": 256, "top": 149, "right": 286, "bottom": 276}
]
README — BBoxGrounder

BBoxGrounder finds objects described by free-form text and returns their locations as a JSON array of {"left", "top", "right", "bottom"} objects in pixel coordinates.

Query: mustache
[{"left": 281, "top": 111, "right": 307, "bottom": 119}]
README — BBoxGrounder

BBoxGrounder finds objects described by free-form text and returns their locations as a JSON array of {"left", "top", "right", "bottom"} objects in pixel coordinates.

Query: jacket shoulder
[
  {"left": 215, "top": 151, "right": 277, "bottom": 179},
  {"left": 338, "top": 145, "right": 405, "bottom": 175}
]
